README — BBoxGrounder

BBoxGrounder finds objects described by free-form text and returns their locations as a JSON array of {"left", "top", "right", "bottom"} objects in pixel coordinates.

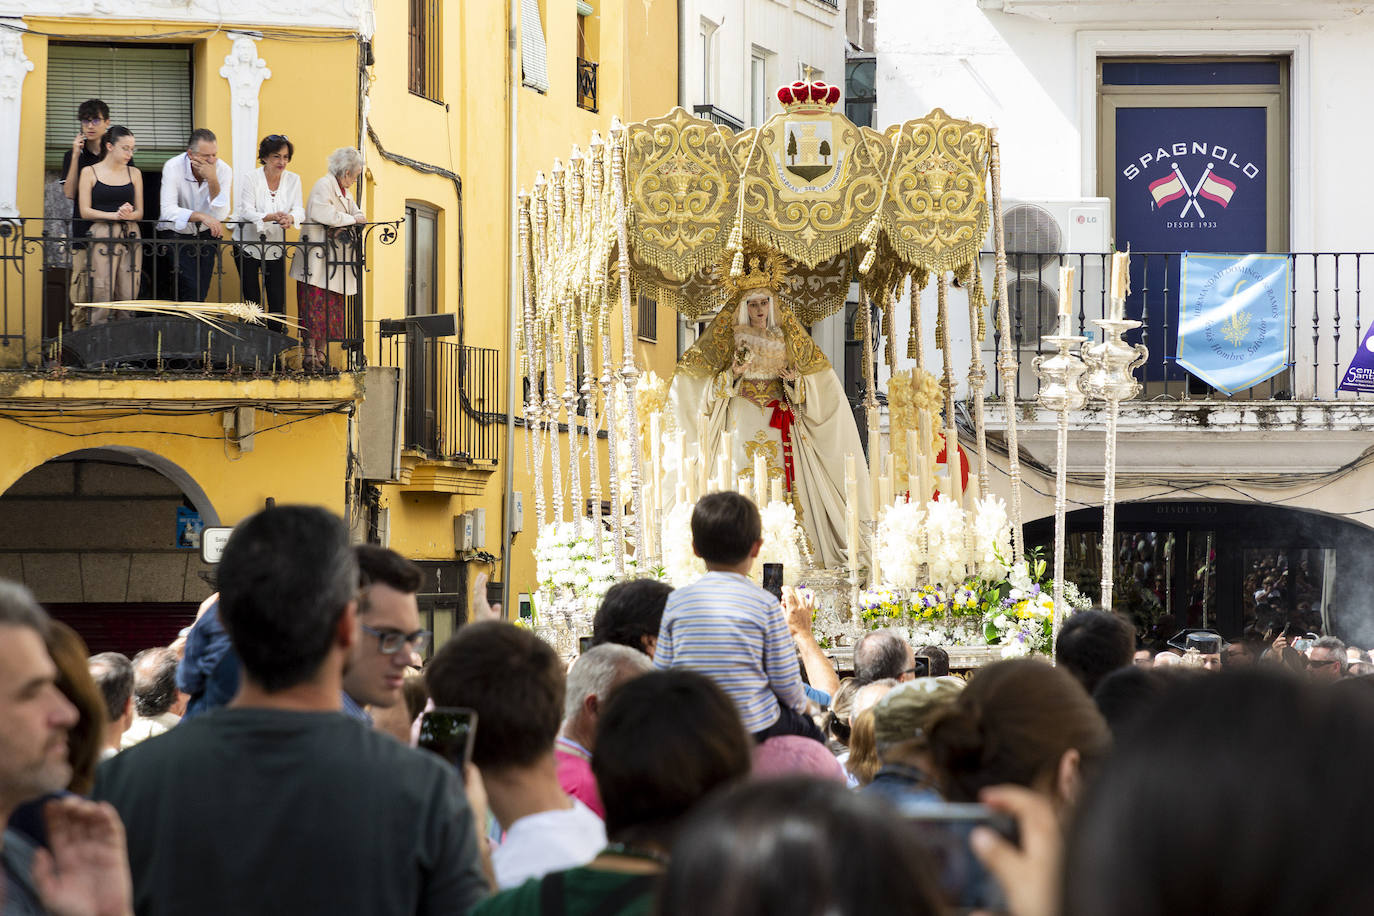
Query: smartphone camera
[
  {"left": 485, "top": 579, "right": 505, "bottom": 612},
  {"left": 905, "top": 803, "right": 1018, "bottom": 913},
  {"left": 417, "top": 707, "right": 479, "bottom": 778},
  {"left": 578, "top": 635, "right": 595, "bottom": 655},
  {"left": 762, "top": 562, "right": 784, "bottom": 601}
]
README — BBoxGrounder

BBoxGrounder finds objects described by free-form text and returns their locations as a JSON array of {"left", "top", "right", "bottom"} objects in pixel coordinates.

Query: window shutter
[
  {"left": 45, "top": 45, "right": 193, "bottom": 171},
  {"left": 520, "top": 0, "right": 549, "bottom": 93}
]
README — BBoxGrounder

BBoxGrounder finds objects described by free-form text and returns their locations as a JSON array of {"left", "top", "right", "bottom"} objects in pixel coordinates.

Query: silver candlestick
[
  {"left": 1033, "top": 334, "right": 1086, "bottom": 659},
  {"left": 1081, "top": 319, "right": 1147, "bottom": 612}
]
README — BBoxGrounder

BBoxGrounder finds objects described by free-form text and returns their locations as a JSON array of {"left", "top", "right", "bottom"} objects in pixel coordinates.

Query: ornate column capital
[{"left": 0, "top": 21, "right": 34, "bottom": 218}]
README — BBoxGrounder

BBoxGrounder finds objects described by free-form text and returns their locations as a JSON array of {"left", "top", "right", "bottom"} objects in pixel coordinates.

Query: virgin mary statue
[{"left": 666, "top": 265, "right": 871, "bottom": 569}]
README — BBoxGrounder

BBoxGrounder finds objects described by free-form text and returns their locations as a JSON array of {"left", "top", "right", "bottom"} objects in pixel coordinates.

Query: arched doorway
[
  {"left": 0, "top": 448, "right": 218, "bottom": 655},
  {"left": 1025, "top": 501, "right": 1374, "bottom": 647}
]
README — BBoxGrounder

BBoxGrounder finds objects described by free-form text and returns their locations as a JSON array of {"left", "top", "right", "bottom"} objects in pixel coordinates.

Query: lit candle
[
  {"left": 754, "top": 451, "right": 768, "bottom": 506},
  {"left": 1058, "top": 265, "right": 1075, "bottom": 337},
  {"left": 771, "top": 476, "right": 785, "bottom": 505}
]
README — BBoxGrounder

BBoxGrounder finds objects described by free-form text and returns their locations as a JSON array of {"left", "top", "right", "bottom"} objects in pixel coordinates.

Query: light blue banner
[{"left": 1177, "top": 253, "right": 1291, "bottom": 396}]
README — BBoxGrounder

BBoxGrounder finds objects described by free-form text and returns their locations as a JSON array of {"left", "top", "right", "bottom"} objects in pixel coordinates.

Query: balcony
[
  {"left": 378, "top": 325, "right": 501, "bottom": 492},
  {"left": 969, "top": 250, "right": 1374, "bottom": 477},
  {"left": 576, "top": 57, "right": 598, "bottom": 113},
  {"left": 691, "top": 104, "right": 745, "bottom": 132},
  {"left": 0, "top": 217, "right": 398, "bottom": 376}
]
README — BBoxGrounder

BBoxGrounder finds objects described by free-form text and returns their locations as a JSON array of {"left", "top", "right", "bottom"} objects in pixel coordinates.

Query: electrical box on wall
[
  {"left": 455, "top": 512, "right": 474, "bottom": 551},
  {"left": 471, "top": 507, "right": 487, "bottom": 549}
]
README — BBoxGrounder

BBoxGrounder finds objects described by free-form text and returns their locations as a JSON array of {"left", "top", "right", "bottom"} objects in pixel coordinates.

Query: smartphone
[
  {"left": 762, "top": 563, "right": 784, "bottom": 601},
  {"left": 910, "top": 657, "right": 930, "bottom": 679},
  {"left": 578, "top": 635, "right": 595, "bottom": 654},
  {"left": 905, "top": 803, "right": 1018, "bottom": 914},
  {"left": 416, "top": 707, "right": 478, "bottom": 776}
]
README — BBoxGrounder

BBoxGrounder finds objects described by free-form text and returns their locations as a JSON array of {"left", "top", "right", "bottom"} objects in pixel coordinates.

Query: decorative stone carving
[
  {"left": 220, "top": 34, "right": 270, "bottom": 205},
  {"left": 0, "top": 21, "right": 33, "bottom": 217}
]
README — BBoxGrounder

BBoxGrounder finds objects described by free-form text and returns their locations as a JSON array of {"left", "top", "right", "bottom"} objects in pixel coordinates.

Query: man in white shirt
[
  {"left": 122, "top": 647, "right": 185, "bottom": 750},
  {"left": 158, "top": 128, "right": 232, "bottom": 302},
  {"left": 88, "top": 652, "right": 134, "bottom": 761},
  {"left": 426, "top": 621, "right": 607, "bottom": 889}
]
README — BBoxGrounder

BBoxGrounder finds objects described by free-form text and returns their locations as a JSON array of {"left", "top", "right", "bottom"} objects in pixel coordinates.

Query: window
[
  {"left": 845, "top": 58, "right": 876, "bottom": 128},
  {"left": 521, "top": 0, "right": 550, "bottom": 93},
  {"left": 750, "top": 52, "right": 770, "bottom": 125},
  {"left": 405, "top": 203, "right": 438, "bottom": 317},
  {"left": 408, "top": 0, "right": 441, "bottom": 100},
  {"left": 637, "top": 293, "right": 657, "bottom": 342},
  {"left": 45, "top": 44, "right": 192, "bottom": 171},
  {"left": 700, "top": 19, "right": 718, "bottom": 105}
]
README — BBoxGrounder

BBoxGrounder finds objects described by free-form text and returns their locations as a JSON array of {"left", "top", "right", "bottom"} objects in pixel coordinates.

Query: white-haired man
[{"left": 555, "top": 644, "right": 654, "bottom": 818}]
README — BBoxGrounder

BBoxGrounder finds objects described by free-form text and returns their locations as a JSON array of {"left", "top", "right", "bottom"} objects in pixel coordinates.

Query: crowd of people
[
  {"left": 61, "top": 98, "right": 366, "bottom": 369},
  {"left": 5, "top": 491, "right": 1374, "bottom": 915}
]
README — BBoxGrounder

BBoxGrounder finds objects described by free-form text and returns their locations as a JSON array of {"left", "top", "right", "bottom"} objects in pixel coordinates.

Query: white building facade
[{"left": 875, "top": 1, "right": 1374, "bottom": 644}]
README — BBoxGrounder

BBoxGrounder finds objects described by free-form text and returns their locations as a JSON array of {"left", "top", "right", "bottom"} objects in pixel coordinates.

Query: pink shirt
[{"left": 554, "top": 737, "right": 604, "bottom": 819}]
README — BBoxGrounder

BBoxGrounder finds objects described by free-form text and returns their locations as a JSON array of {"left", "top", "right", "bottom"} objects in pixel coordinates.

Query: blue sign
[
  {"left": 1338, "top": 324, "right": 1374, "bottom": 394},
  {"left": 1177, "top": 254, "right": 1290, "bottom": 396},
  {"left": 1114, "top": 106, "right": 1269, "bottom": 382}
]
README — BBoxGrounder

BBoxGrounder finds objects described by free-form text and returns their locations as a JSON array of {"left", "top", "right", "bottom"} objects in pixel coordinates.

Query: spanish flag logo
[
  {"left": 1148, "top": 172, "right": 1187, "bottom": 208},
  {"left": 1198, "top": 169, "right": 1237, "bottom": 208}
]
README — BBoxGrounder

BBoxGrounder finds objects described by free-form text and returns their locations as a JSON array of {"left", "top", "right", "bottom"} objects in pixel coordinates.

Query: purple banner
[{"left": 1338, "top": 323, "right": 1374, "bottom": 394}]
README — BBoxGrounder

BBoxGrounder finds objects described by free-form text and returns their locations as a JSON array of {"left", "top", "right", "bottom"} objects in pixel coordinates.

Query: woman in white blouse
[
  {"left": 289, "top": 147, "right": 366, "bottom": 370},
  {"left": 233, "top": 135, "right": 304, "bottom": 315}
]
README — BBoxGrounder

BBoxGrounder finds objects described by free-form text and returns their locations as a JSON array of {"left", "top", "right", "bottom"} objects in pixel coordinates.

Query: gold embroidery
[
  {"left": 743, "top": 433, "right": 786, "bottom": 482},
  {"left": 739, "top": 378, "right": 784, "bottom": 407}
]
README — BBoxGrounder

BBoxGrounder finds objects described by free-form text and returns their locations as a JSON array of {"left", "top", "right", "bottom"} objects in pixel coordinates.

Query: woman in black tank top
[{"left": 75, "top": 125, "right": 144, "bottom": 323}]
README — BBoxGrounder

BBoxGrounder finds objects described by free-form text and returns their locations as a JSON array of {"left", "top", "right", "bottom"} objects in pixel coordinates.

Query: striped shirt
[{"left": 654, "top": 571, "right": 807, "bottom": 734}]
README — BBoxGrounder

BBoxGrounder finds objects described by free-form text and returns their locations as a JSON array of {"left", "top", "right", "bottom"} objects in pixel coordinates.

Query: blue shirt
[
  {"left": 341, "top": 691, "right": 373, "bottom": 725},
  {"left": 654, "top": 571, "right": 807, "bottom": 733}
]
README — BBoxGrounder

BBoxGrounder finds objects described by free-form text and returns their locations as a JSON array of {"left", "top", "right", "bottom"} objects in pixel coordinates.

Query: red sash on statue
[{"left": 767, "top": 400, "right": 796, "bottom": 492}]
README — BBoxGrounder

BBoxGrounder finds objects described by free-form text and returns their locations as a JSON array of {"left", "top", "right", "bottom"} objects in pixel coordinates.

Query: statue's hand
[
  {"left": 731, "top": 359, "right": 749, "bottom": 376},
  {"left": 780, "top": 367, "right": 798, "bottom": 382}
]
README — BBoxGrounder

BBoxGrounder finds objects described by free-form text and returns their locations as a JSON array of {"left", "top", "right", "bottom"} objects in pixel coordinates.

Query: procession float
[{"left": 518, "top": 81, "right": 1143, "bottom": 665}]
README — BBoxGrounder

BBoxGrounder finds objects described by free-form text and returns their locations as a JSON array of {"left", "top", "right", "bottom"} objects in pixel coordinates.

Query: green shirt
[{"left": 473, "top": 866, "right": 657, "bottom": 916}]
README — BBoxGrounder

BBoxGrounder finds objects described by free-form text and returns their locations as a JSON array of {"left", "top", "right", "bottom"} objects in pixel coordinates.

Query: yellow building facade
[{"left": 0, "top": 1, "right": 678, "bottom": 652}]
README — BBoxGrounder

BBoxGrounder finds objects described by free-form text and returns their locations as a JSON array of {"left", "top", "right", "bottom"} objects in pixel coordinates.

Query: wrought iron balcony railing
[
  {"left": 692, "top": 104, "right": 745, "bottom": 131},
  {"left": 0, "top": 217, "right": 398, "bottom": 375},
  {"left": 979, "top": 250, "right": 1374, "bottom": 403},
  {"left": 576, "top": 57, "right": 598, "bottom": 113},
  {"left": 378, "top": 328, "right": 501, "bottom": 466}
]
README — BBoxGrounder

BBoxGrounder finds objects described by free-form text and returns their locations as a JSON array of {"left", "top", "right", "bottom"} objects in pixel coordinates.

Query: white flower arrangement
[
  {"left": 923, "top": 495, "right": 968, "bottom": 589},
  {"left": 756, "top": 499, "right": 804, "bottom": 585},
  {"left": 874, "top": 501, "right": 927, "bottom": 588},
  {"left": 534, "top": 520, "right": 635, "bottom": 603},
  {"left": 660, "top": 501, "right": 705, "bottom": 587},
  {"left": 971, "top": 496, "right": 1012, "bottom": 582}
]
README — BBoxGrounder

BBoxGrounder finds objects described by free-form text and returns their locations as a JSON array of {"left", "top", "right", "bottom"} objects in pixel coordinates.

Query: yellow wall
[
  {"left": 364, "top": 0, "right": 679, "bottom": 609},
  {"left": 5, "top": 3, "right": 679, "bottom": 622}
]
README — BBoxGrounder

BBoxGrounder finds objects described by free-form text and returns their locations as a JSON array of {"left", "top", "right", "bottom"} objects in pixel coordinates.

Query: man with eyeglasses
[
  {"left": 342, "top": 545, "right": 429, "bottom": 725},
  {"left": 95, "top": 506, "right": 492, "bottom": 914}
]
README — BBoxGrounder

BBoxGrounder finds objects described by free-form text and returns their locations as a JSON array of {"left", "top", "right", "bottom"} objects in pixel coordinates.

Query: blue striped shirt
[{"left": 654, "top": 571, "right": 807, "bottom": 734}]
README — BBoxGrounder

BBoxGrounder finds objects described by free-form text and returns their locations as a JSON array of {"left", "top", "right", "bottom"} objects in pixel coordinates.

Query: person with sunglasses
[
  {"left": 1307, "top": 636, "right": 1347, "bottom": 682},
  {"left": 342, "top": 545, "right": 430, "bottom": 726}
]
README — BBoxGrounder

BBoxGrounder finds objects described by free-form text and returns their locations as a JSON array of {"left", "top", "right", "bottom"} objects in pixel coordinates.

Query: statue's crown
[{"left": 776, "top": 80, "right": 841, "bottom": 114}]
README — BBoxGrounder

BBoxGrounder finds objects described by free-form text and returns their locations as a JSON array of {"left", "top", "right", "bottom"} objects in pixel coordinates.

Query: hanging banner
[
  {"left": 1338, "top": 324, "right": 1374, "bottom": 394},
  {"left": 1177, "top": 253, "right": 1290, "bottom": 396}
]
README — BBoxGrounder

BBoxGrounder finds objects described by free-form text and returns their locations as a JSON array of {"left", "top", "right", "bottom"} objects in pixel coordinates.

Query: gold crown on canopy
[{"left": 721, "top": 249, "right": 788, "bottom": 299}]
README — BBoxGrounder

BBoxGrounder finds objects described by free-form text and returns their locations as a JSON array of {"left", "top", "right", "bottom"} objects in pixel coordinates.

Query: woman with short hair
[
  {"left": 289, "top": 146, "right": 366, "bottom": 370},
  {"left": 233, "top": 134, "right": 303, "bottom": 315}
]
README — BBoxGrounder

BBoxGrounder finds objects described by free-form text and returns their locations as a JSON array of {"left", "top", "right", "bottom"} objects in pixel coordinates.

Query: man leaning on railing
[{"left": 158, "top": 128, "right": 233, "bottom": 304}]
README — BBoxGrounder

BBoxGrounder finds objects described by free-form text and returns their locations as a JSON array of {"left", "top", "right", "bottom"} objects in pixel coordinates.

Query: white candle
[
  {"left": 771, "top": 476, "right": 785, "bottom": 505},
  {"left": 754, "top": 451, "right": 768, "bottom": 506},
  {"left": 908, "top": 472, "right": 920, "bottom": 503},
  {"left": 879, "top": 474, "right": 894, "bottom": 509},
  {"left": 1058, "top": 265, "right": 1075, "bottom": 337},
  {"left": 917, "top": 409, "right": 932, "bottom": 465},
  {"left": 650, "top": 413, "right": 663, "bottom": 530},
  {"left": 719, "top": 431, "right": 733, "bottom": 491},
  {"left": 965, "top": 473, "right": 980, "bottom": 508},
  {"left": 677, "top": 478, "right": 688, "bottom": 505},
  {"left": 915, "top": 453, "right": 931, "bottom": 504},
  {"left": 1110, "top": 251, "right": 1130, "bottom": 320},
  {"left": 948, "top": 430, "right": 963, "bottom": 507},
  {"left": 845, "top": 454, "right": 860, "bottom": 577}
]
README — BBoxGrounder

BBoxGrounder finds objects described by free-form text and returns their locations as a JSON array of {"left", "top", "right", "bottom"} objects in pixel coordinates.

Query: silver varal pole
[{"left": 1033, "top": 333, "right": 1086, "bottom": 659}]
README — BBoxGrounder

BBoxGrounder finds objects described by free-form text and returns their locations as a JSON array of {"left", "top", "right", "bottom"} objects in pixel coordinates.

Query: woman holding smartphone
[{"left": 76, "top": 125, "right": 143, "bottom": 324}]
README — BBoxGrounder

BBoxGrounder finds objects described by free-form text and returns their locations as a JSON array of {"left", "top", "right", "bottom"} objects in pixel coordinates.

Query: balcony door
[
  {"left": 405, "top": 203, "right": 439, "bottom": 454},
  {"left": 1097, "top": 58, "right": 1289, "bottom": 388}
]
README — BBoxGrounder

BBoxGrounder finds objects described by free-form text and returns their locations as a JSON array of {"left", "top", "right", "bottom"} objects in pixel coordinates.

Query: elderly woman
[{"left": 289, "top": 147, "right": 366, "bottom": 370}]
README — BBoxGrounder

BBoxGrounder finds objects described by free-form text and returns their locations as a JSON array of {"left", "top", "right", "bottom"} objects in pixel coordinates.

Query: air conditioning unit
[{"left": 980, "top": 199, "right": 1112, "bottom": 393}]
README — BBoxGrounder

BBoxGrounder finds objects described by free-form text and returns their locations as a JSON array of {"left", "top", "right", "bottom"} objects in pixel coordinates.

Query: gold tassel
[{"left": 860, "top": 248, "right": 876, "bottom": 275}]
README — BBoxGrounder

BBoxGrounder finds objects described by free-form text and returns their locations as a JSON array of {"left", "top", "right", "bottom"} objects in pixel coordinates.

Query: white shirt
[
  {"left": 120, "top": 711, "right": 181, "bottom": 750},
  {"left": 491, "top": 799, "right": 606, "bottom": 889},
  {"left": 233, "top": 167, "right": 305, "bottom": 259},
  {"left": 159, "top": 152, "right": 233, "bottom": 234}
]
